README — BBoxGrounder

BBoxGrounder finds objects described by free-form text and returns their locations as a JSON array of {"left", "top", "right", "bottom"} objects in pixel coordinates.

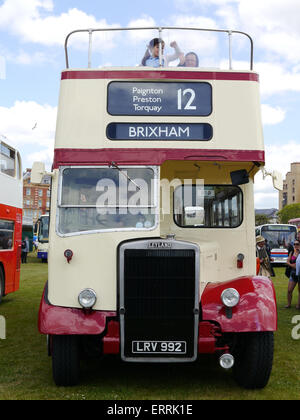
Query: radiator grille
[{"left": 120, "top": 245, "right": 198, "bottom": 361}]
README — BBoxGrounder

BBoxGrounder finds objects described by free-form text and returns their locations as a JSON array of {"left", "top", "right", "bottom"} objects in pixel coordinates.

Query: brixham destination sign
[{"left": 106, "top": 122, "right": 212, "bottom": 141}]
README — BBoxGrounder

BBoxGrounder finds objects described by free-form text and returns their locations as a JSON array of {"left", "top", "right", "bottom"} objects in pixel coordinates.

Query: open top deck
[
  {"left": 64, "top": 26, "right": 254, "bottom": 70},
  {"left": 53, "top": 27, "right": 264, "bottom": 170}
]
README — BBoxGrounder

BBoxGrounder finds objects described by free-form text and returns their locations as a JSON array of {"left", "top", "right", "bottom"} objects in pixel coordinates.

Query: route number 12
[{"left": 177, "top": 88, "right": 197, "bottom": 110}]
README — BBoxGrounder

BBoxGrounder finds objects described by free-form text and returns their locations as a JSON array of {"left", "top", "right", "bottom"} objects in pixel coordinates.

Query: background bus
[
  {"left": 288, "top": 218, "right": 300, "bottom": 232},
  {"left": 36, "top": 214, "right": 49, "bottom": 262},
  {"left": 0, "top": 139, "right": 22, "bottom": 302},
  {"left": 256, "top": 224, "right": 297, "bottom": 264}
]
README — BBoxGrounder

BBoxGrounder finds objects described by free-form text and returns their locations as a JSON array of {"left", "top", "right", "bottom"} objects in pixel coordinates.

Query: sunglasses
[{"left": 295, "top": 243, "right": 300, "bottom": 246}]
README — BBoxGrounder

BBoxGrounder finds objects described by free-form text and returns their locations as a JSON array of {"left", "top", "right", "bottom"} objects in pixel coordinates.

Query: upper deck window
[
  {"left": 58, "top": 166, "right": 158, "bottom": 235},
  {"left": 0, "top": 143, "right": 15, "bottom": 178},
  {"left": 174, "top": 185, "right": 243, "bottom": 228}
]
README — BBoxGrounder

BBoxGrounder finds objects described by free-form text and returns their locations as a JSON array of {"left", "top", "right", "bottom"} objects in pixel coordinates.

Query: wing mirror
[
  {"left": 31, "top": 162, "right": 53, "bottom": 184},
  {"left": 261, "top": 168, "right": 283, "bottom": 191},
  {"left": 271, "top": 170, "right": 283, "bottom": 191}
]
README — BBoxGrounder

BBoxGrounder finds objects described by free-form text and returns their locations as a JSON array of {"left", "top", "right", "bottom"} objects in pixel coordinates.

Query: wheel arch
[{"left": 201, "top": 276, "right": 277, "bottom": 333}]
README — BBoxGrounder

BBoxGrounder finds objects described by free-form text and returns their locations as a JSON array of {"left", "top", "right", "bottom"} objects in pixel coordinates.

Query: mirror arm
[{"left": 261, "top": 168, "right": 271, "bottom": 180}]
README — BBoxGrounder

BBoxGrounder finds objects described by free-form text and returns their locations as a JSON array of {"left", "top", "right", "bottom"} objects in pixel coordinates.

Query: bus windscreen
[{"left": 261, "top": 225, "right": 296, "bottom": 249}]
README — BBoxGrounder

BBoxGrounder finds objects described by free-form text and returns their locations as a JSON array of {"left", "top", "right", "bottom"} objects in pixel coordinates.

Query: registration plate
[{"left": 132, "top": 341, "right": 187, "bottom": 354}]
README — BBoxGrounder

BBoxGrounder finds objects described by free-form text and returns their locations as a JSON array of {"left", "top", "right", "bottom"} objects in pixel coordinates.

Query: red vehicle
[
  {"left": 288, "top": 218, "right": 300, "bottom": 232},
  {"left": 0, "top": 139, "right": 23, "bottom": 302}
]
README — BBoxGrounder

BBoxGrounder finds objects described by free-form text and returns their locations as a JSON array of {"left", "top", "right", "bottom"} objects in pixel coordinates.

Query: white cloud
[
  {"left": 254, "top": 141, "right": 300, "bottom": 208},
  {"left": 264, "top": 142, "right": 300, "bottom": 176},
  {"left": 256, "top": 62, "right": 300, "bottom": 96},
  {"left": 11, "top": 50, "right": 56, "bottom": 66},
  {"left": 0, "top": 56, "right": 5, "bottom": 79},
  {"left": 0, "top": 100, "right": 56, "bottom": 172},
  {"left": 238, "top": 0, "right": 300, "bottom": 36},
  {"left": 168, "top": 14, "right": 218, "bottom": 29},
  {"left": 0, "top": 100, "right": 56, "bottom": 147},
  {"left": 254, "top": 190, "right": 278, "bottom": 209},
  {"left": 0, "top": 0, "right": 120, "bottom": 50},
  {"left": 163, "top": 15, "right": 219, "bottom": 65},
  {"left": 261, "top": 104, "right": 286, "bottom": 125},
  {"left": 27, "top": 145, "right": 54, "bottom": 171},
  {"left": 174, "top": 0, "right": 239, "bottom": 11},
  {"left": 215, "top": 0, "right": 300, "bottom": 63},
  {"left": 127, "top": 15, "right": 156, "bottom": 42},
  {"left": 225, "top": 60, "right": 300, "bottom": 96},
  {"left": 254, "top": 172, "right": 279, "bottom": 209},
  {"left": 215, "top": 5, "right": 239, "bottom": 28}
]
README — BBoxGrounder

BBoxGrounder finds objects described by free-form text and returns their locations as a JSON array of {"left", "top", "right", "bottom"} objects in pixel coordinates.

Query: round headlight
[
  {"left": 78, "top": 288, "right": 97, "bottom": 309},
  {"left": 221, "top": 288, "right": 240, "bottom": 308},
  {"left": 219, "top": 353, "right": 235, "bottom": 369}
]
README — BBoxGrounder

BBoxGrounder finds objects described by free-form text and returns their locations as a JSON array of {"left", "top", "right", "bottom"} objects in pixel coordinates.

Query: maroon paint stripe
[
  {"left": 53, "top": 148, "right": 264, "bottom": 168},
  {"left": 61, "top": 70, "right": 259, "bottom": 82}
]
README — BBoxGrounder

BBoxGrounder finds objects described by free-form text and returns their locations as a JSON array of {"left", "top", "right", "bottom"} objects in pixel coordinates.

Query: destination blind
[
  {"left": 107, "top": 123, "right": 212, "bottom": 141},
  {"left": 107, "top": 82, "right": 212, "bottom": 116}
]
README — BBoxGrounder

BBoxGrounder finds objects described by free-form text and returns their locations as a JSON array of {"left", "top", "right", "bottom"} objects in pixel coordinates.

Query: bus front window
[
  {"left": 58, "top": 166, "right": 158, "bottom": 235},
  {"left": 174, "top": 185, "right": 243, "bottom": 228},
  {"left": 261, "top": 226, "right": 296, "bottom": 249},
  {"left": 39, "top": 217, "right": 49, "bottom": 243}
]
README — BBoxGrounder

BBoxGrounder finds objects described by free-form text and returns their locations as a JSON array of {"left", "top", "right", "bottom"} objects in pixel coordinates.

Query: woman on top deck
[{"left": 178, "top": 51, "right": 199, "bottom": 67}]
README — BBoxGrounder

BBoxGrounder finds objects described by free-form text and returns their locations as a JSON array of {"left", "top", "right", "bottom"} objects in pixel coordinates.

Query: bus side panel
[
  {"left": 0, "top": 205, "right": 22, "bottom": 295},
  {"left": 201, "top": 276, "right": 277, "bottom": 332},
  {"left": 13, "top": 208, "right": 22, "bottom": 293},
  {"left": 38, "top": 284, "right": 116, "bottom": 335}
]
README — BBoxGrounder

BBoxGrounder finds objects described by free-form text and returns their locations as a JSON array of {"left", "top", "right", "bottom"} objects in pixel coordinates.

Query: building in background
[
  {"left": 22, "top": 168, "right": 51, "bottom": 224},
  {"left": 279, "top": 162, "right": 300, "bottom": 210}
]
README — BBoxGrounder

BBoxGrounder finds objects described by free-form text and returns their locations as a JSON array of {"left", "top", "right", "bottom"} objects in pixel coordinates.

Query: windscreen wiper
[{"left": 110, "top": 161, "right": 141, "bottom": 190}]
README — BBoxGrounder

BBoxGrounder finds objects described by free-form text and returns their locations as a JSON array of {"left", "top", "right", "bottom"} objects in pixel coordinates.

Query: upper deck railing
[{"left": 64, "top": 27, "right": 254, "bottom": 71}]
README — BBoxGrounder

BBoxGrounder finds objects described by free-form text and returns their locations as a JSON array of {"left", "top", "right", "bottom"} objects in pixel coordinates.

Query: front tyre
[
  {"left": 232, "top": 331, "right": 274, "bottom": 389},
  {"left": 52, "top": 335, "right": 80, "bottom": 386}
]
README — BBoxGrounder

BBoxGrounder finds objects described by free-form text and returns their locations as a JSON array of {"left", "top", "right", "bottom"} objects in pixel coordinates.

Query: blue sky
[{"left": 0, "top": 0, "right": 300, "bottom": 209}]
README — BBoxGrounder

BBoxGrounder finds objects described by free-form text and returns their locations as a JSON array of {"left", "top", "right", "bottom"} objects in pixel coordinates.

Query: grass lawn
[{"left": 0, "top": 254, "right": 300, "bottom": 400}]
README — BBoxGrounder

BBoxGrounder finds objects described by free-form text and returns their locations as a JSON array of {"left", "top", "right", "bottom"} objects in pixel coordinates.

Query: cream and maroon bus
[{"left": 32, "top": 27, "right": 279, "bottom": 388}]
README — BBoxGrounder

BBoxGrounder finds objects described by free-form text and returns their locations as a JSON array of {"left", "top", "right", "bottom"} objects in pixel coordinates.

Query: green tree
[
  {"left": 278, "top": 203, "right": 300, "bottom": 223},
  {"left": 255, "top": 214, "right": 270, "bottom": 226}
]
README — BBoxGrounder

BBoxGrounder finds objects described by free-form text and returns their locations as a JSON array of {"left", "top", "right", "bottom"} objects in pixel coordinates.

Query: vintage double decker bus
[
  {"left": 0, "top": 138, "right": 22, "bottom": 302},
  {"left": 32, "top": 27, "right": 279, "bottom": 389}
]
